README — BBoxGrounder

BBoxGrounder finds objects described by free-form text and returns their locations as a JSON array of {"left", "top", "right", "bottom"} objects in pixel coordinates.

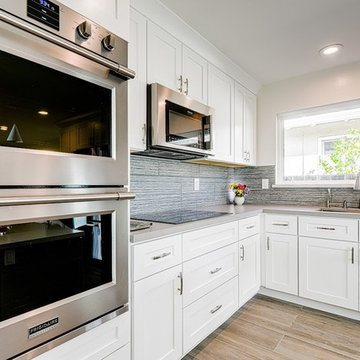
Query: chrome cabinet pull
[
  {"left": 152, "top": 252, "right": 171, "bottom": 260},
  {"left": 210, "top": 267, "right": 222, "bottom": 275},
  {"left": 178, "top": 272, "right": 183, "bottom": 295},
  {"left": 243, "top": 151, "right": 247, "bottom": 161},
  {"left": 184, "top": 78, "right": 189, "bottom": 95},
  {"left": 351, "top": 247, "right": 355, "bottom": 264},
  {"left": 240, "top": 244, "right": 245, "bottom": 261},
  {"left": 246, "top": 225, "right": 255, "bottom": 230},
  {"left": 267, "top": 236, "right": 270, "bottom": 251},
  {"left": 141, "top": 123, "right": 146, "bottom": 144},
  {"left": 178, "top": 75, "right": 183, "bottom": 92},
  {"left": 210, "top": 305, "right": 222, "bottom": 314},
  {"left": 272, "top": 223, "right": 289, "bottom": 227},
  {"left": 316, "top": 226, "right": 336, "bottom": 231}
]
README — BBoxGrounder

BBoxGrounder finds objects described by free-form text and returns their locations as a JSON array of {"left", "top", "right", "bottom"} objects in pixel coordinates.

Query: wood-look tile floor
[{"left": 183, "top": 295, "right": 360, "bottom": 360}]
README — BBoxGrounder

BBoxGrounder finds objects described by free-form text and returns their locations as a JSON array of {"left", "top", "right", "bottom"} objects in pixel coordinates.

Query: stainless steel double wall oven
[{"left": 0, "top": 1, "right": 134, "bottom": 358}]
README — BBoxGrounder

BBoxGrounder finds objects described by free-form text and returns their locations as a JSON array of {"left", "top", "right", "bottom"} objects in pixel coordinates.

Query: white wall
[{"left": 257, "top": 61, "right": 360, "bottom": 166}]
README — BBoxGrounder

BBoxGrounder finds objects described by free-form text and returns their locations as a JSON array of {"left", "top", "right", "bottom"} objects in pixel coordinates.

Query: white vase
[
  {"left": 228, "top": 191, "right": 235, "bottom": 203},
  {"left": 234, "top": 196, "right": 245, "bottom": 205}
]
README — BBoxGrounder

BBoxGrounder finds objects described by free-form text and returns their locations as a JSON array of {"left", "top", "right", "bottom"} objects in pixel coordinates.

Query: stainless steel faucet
[
  {"left": 326, "top": 188, "right": 332, "bottom": 208},
  {"left": 343, "top": 200, "right": 348, "bottom": 209}
]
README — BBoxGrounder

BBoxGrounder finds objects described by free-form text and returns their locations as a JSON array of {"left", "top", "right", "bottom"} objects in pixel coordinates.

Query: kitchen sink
[{"left": 318, "top": 207, "right": 360, "bottom": 214}]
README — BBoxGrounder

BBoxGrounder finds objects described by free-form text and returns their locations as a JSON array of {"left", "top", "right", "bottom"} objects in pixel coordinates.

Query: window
[{"left": 277, "top": 99, "right": 360, "bottom": 186}]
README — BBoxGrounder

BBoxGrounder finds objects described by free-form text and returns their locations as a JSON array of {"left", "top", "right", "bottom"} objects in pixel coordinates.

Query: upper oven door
[{"left": 0, "top": 16, "right": 128, "bottom": 186}]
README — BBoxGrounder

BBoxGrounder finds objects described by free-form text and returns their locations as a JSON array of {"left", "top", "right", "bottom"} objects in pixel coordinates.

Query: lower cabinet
[
  {"left": 299, "top": 237, "right": 359, "bottom": 310},
  {"left": 183, "top": 277, "right": 239, "bottom": 354},
  {"left": 265, "top": 233, "right": 298, "bottom": 295},
  {"left": 239, "top": 234, "right": 260, "bottom": 306},
  {"left": 132, "top": 265, "right": 183, "bottom": 360}
]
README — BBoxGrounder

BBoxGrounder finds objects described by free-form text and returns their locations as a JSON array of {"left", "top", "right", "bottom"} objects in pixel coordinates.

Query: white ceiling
[{"left": 160, "top": 0, "right": 360, "bottom": 84}]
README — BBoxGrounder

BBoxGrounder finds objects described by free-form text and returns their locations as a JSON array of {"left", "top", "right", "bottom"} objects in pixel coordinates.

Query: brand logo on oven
[{"left": 28, "top": 317, "right": 59, "bottom": 339}]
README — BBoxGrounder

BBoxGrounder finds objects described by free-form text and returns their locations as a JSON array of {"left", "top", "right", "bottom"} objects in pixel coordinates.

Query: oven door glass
[
  {"left": 0, "top": 213, "right": 112, "bottom": 322},
  {"left": 166, "top": 100, "right": 211, "bottom": 150},
  {"left": 0, "top": 50, "right": 112, "bottom": 157}
]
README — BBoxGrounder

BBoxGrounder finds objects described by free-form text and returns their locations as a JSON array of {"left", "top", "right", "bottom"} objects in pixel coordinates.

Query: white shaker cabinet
[
  {"left": 58, "top": 0, "right": 129, "bottom": 40},
  {"left": 132, "top": 265, "right": 183, "bottom": 360},
  {"left": 147, "top": 23, "right": 208, "bottom": 102},
  {"left": 208, "top": 64, "right": 235, "bottom": 162},
  {"left": 299, "top": 237, "right": 359, "bottom": 310},
  {"left": 265, "top": 233, "right": 298, "bottom": 295},
  {"left": 147, "top": 22, "right": 182, "bottom": 92},
  {"left": 243, "top": 88, "right": 257, "bottom": 165},
  {"left": 239, "top": 234, "right": 260, "bottom": 306},
  {"left": 182, "top": 46, "right": 208, "bottom": 103},
  {"left": 234, "top": 83, "right": 256, "bottom": 165},
  {"left": 129, "top": 8, "right": 147, "bottom": 151}
]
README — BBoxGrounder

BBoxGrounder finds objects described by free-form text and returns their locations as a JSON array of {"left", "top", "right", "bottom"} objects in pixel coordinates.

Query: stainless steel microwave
[{"left": 145, "top": 83, "right": 214, "bottom": 160}]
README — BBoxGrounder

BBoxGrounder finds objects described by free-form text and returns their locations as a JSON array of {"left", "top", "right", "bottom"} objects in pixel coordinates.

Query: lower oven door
[{"left": 0, "top": 191, "right": 132, "bottom": 360}]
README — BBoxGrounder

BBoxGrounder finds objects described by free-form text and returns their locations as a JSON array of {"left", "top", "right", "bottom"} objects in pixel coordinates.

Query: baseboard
[{"left": 259, "top": 287, "right": 360, "bottom": 321}]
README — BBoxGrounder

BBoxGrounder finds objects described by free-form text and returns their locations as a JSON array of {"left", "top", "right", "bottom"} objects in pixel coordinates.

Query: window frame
[{"left": 276, "top": 100, "right": 360, "bottom": 188}]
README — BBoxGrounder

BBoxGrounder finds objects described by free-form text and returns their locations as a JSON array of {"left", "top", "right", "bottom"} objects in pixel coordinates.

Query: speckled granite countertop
[{"left": 130, "top": 204, "right": 360, "bottom": 244}]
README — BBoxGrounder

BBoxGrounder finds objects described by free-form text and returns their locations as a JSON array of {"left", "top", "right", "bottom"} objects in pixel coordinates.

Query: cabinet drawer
[
  {"left": 103, "top": 343, "right": 130, "bottom": 360},
  {"left": 183, "top": 243, "right": 238, "bottom": 307},
  {"left": 183, "top": 277, "right": 238, "bottom": 354},
  {"left": 183, "top": 221, "right": 238, "bottom": 261},
  {"left": 132, "top": 235, "right": 182, "bottom": 281},
  {"left": 265, "top": 214, "right": 297, "bottom": 235},
  {"left": 299, "top": 216, "right": 358, "bottom": 242},
  {"left": 238, "top": 216, "right": 260, "bottom": 240},
  {"left": 33, "top": 313, "right": 130, "bottom": 360}
]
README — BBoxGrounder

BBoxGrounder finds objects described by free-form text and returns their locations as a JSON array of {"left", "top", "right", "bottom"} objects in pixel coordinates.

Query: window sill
[{"left": 273, "top": 183, "right": 356, "bottom": 189}]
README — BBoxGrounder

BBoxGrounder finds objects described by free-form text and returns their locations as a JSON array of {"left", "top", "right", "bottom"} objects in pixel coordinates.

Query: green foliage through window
[{"left": 320, "top": 129, "right": 360, "bottom": 175}]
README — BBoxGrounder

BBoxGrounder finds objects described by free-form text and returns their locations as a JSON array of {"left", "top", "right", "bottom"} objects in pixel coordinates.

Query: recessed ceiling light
[
  {"left": 319, "top": 44, "right": 343, "bottom": 56},
  {"left": 38, "top": 110, "right": 49, "bottom": 115},
  {"left": 0, "top": 125, "right": 8, "bottom": 131}
]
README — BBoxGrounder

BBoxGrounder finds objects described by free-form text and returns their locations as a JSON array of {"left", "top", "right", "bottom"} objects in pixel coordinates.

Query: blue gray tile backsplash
[{"left": 130, "top": 156, "right": 360, "bottom": 215}]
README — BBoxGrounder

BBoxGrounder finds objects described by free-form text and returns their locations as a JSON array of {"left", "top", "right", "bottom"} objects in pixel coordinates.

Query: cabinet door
[
  {"left": 182, "top": 46, "right": 208, "bottom": 103},
  {"left": 133, "top": 265, "right": 182, "bottom": 360},
  {"left": 239, "top": 234, "right": 260, "bottom": 306},
  {"left": 129, "top": 9, "right": 147, "bottom": 151},
  {"left": 208, "top": 65, "right": 234, "bottom": 162},
  {"left": 299, "top": 237, "right": 358, "bottom": 310},
  {"left": 59, "top": 0, "right": 129, "bottom": 40},
  {"left": 243, "top": 89, "right": 257, "bottom": 165},
  {"left": 147, "top": 22, "right": 182, "bottom": 92},
  {"left": 265, "top": 233, "right": 298, "bottom": 295},
  {"left": 234, "top": 82, "right": 245, "bottom": 163}
]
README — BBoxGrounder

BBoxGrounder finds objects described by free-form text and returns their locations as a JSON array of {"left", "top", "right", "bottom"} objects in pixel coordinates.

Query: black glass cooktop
[{"left": 131, "top": 210, "right": 229, "bottom": 224}]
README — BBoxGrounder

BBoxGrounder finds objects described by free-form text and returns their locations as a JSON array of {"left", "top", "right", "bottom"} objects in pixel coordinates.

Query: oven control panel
[{"left": 0, "top": 0, "right": 127, "bottom": 67}]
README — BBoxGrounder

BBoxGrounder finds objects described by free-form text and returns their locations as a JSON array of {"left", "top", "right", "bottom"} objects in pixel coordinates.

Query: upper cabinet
[
  {"left": 147, "top": 23, "right": 208, "bottom": 103},
  {"left": 147, "top": 22, "right": 182, "bottom": 91},
  {"left": 130, "top": 9, "right": 257, "bottom": 165},
  {"left": 58, "top": 0, "right": 129, "bottom": 40},
  {"left": 234, "top": 83, "right": 257, "bottom": 165},
  {"left": 129, "top": 9, "right": 147, "bottom": 151},
  {"left": 182, "top": 46, "right": 208, "bottom": 104},
  {"left": 208, "top": 65, "right": 235, "bottom": 163}
]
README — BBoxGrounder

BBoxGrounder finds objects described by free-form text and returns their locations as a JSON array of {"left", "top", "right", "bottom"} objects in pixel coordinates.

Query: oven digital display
[{"left": 27, "top": 0, "right": 60, "bottom": 31}]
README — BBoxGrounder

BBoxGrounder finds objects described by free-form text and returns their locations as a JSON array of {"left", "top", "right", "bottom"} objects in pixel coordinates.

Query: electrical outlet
[
  {"left": 194, "top": 178, "right": 200, "bottom": 191},
  {"left": 262, "top": 179, "right": 269, "bottom": 189}
]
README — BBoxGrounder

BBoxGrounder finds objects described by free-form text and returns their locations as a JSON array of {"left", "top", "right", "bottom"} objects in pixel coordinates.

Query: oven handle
[
  {"left": 0, "top": 10, "right": 135, "bottom": 80},
  {"left": 0, "top": 192, "right": 136, "bottom": 206}
]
